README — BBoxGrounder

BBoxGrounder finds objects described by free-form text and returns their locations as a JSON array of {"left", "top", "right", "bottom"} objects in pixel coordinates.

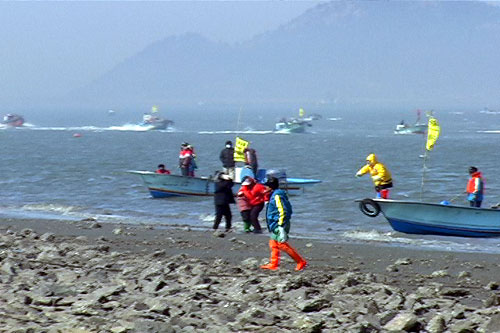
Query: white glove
[{"left": 277, "top": 226, "right": 288, "bottom": 243}]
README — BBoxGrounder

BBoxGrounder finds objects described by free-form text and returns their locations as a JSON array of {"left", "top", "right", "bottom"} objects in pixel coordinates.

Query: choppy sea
[{"left": 1, "top": 108, "right": 500, "bottom": 253}]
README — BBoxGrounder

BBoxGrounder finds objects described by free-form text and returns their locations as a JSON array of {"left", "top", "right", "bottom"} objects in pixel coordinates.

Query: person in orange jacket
[
  {"left": 155, "top": 164, "right": 171, "bottom": 174},
  {"left": 466, "top": 166, "right": 484, "bottom": 208},
  {"left": 260, "top": 176, "right": 307, "bottom": 271}
]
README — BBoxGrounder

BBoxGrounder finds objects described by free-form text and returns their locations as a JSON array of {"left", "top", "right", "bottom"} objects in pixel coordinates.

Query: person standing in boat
[
  {"left": 260, "top": 176, "right": 307, "bottom": 271},
  {"left": 244, "top": 147, "right": 259, "bottom": 178},
  {"left": 186, "top": 144, "right": 197, "bottom": 177},
  {"left": 219, "top": 140, "right": 235, "bottom": 180},
  {"left": 213, "top": 171, "right": 235, "bottom": 232},
  {"left": 156, "top": 164, "right": 171, "bottom": 174},
  {"left": 179, "top": 142, "right": 193, "bottom": 177},
  {"left": 355, "top": 153, "right": 393, "bottom": 199},
  {"left": 466, "top": 166, "right": 484, "bottom": 208}
]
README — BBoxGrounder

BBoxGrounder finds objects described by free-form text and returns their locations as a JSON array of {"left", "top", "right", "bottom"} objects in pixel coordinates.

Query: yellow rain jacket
[{"left": 356, "top": 154, "right": 392, "bottom": 187}]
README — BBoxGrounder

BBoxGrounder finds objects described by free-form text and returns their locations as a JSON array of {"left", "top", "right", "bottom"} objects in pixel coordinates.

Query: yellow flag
[
  {"left": 299, "top": 108, "right": 305, "bottom": 117},
  {"left": 234, "top": 137, "right": 249, "bottom": 162},
  {"left": 426, "top": 117, "right": 440, "bottom": 151},
  {"left": 151, "top": 105, "right": 158, "bottom": 113}
]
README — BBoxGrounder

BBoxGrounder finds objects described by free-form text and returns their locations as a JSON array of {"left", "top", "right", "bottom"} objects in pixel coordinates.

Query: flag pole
[{"left": 420, "top": 148, "right": 428, "bottom": 202}]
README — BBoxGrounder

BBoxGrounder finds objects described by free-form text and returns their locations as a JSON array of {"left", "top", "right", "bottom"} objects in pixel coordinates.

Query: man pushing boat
[{"left": 355, "top": 153, "right": 393, "bottom": 199}]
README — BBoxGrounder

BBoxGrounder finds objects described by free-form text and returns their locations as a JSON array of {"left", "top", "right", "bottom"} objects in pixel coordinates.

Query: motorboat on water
[
  {"left": 394, "top": 109, "right": 428, "bottom": 135},
  {"left": 139, "top": 106, "right": 174, "bottom": 130},
  {"left": 274, "top": 118, "right": 312, "bottom": 134},
  {"left": 358, "top": 198, "right": 500, "bottom": 237},
  {"left": 394, "top": 122, "right": 427, "bottom": 135},
  {"left": 1, "top": 114, "right": 24, "bottom": 127},
  {"left": 129, "top": 167, "right": 321, "bottom": 198}
]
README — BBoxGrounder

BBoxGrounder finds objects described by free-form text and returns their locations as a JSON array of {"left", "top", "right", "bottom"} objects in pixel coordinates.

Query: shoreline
[{"left": 1, "top": 217, "right": 500, "bottom": 331}]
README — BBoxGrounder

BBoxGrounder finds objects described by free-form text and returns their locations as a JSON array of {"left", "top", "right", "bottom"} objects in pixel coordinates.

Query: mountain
[{"left": 71, "top": 1, "right": 500, "bottom": 109}]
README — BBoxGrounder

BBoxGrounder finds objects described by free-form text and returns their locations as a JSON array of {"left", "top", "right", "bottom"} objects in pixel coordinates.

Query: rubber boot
[
  {"left": 380, "top": 189, "right": 390, "bottom": 199},
  {"left": 243, "top": 221, "right": 252, "bottom": 233},
  {"left": 278, "top": 242, "right": 307, "bottom": 271},
  {"left": 260, "top": 239, "right": 280, "bottom": 270}
]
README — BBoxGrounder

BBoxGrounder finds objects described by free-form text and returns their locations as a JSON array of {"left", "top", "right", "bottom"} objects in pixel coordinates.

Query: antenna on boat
[{"left": 236, "top": 106, "right": 243, "bottom": 133}]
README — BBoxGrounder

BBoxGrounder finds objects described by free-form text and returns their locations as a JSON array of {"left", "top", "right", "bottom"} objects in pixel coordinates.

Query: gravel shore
[{"left": 1, "top": 217, "right": 500, "bottom": 332}]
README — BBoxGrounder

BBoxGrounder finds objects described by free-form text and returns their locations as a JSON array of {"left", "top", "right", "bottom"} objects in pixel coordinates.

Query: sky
[{"left": 0, "top": 1, "right": 318, "bottom": 103}]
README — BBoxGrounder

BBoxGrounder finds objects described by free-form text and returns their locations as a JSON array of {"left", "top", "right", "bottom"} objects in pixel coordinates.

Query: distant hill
[{"left": 71, "top": 1, "right": 500, "bottom": 109}]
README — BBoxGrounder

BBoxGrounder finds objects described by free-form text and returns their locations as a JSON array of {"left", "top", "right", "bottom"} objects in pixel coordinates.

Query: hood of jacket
[{"left": 366, "top": 153, "right": 378, "bottom": 165}]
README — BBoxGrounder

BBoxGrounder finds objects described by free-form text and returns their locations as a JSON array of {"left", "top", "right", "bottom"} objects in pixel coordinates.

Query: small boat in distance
[
  {"left": 358, "top": 198, "right": 500, "bottom": 237},
  {"left": 1, "top": 114, "right": 24, "bottom": 127},
  {"left": 274, "top": 108, "right": 313, "bottom": 134},
  {"left": 394, "top": 109, "right": 427, "bottom": 135},
  {"left": 274, "top": 118, "right": 311, "bottom": 134},
  {"left": 139, "top": 106, "right": 174, "bottom": 130}
]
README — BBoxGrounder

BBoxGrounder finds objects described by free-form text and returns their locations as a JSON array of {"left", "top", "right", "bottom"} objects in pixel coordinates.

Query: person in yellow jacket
[{"left": 355, "top": 153, "right": 393, "bottom": 199}]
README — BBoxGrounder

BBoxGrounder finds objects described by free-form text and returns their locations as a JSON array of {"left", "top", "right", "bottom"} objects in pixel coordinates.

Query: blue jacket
[{"left": 266, "top": 189, "right": 292, "bottom": 233}]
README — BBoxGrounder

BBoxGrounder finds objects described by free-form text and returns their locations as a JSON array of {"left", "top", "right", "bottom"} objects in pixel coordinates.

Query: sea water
[{"left": 1, "top": 108, "right": 499, "bottom": 253}]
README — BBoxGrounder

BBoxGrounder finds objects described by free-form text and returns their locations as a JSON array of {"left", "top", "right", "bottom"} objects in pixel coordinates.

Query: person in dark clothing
[
  {"left": 213, "top": 171, "right": 235, "bottom": 232},
  {"left": 219, "top": 140, "right": 235, "bottom": 180}
]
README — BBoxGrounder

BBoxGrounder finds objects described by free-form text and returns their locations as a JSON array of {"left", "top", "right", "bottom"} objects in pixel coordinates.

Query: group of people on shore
[{"left": 213, "top": 139, "right": 307, "bottom": 271}]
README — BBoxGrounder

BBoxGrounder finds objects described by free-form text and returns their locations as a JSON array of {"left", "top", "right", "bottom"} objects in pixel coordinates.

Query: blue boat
[
  {"left": 129, "top": 169, "right": 321, "bottom": 198},
  {"left": 358, "top": 198, "right": 500, "bottom": 237}
]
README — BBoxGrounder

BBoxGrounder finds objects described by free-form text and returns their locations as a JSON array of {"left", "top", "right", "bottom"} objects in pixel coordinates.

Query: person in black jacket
[
  {"left": 219, "top": 140, "right": 235, "bottom": 180},
  {"left": 213, "top": 171, "right": 235, "bottom": 232}
]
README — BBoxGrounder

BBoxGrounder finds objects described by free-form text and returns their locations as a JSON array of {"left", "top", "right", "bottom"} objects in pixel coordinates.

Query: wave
[
  {"left": 341, "top": 229, "right": 500, "bottom": 254},
  {"left": 477, "top": 130, "right": 500, "bottom": 134},
  {"left": 198, "top": 130, "right": 273, "bottom": 135}
]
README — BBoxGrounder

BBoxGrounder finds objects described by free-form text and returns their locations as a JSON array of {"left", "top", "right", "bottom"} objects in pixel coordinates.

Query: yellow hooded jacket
[{"left": 356, "top": 154, "right": 392, "bottom": 186}]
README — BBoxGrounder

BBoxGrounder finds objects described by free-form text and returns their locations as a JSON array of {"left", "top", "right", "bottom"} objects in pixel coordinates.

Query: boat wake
[
  {"left": 198, "top": 130, "right": 273, "bottom": 135},
  {"left": 15, "top": 125, "right": 177, "bottom": 132},
  {"left": 477, "top": 130, "right": 500, "bottom": 134}
]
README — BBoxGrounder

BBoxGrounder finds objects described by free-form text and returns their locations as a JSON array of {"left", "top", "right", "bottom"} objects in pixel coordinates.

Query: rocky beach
[{"left": 1, "top": 218, "right": 500, "bottom": 332}]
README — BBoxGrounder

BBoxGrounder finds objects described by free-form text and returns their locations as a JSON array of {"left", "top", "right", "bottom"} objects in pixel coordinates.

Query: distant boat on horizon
[
  {"left": 1, "top": 114, "right": 25, "bottom": 127},
  {"left": 394, "top": 109, "right": 427, "bottom": 135},
  {"left": 138, "top": 106, "right": 174, "bottom": 130}
]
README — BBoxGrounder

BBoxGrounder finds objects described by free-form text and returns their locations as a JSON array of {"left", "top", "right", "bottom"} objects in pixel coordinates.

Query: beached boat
[
  {"left": 1, "top": 114, "right": 24, "bottom": 127},
  {"left": 129, "top": 169, "right": 321, "bottom": 198},
  {"left": 358, "top": 198, "right": 500, "bottom": 237}
]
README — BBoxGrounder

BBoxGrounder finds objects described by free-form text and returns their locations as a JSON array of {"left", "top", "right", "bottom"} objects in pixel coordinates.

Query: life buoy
[{"left": 359, "top": 198, "right": 380, "bottom": 217}]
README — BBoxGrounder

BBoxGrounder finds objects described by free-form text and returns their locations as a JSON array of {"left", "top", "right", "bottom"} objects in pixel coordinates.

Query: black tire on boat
[{"left": 359, "top": 198, "right": 381, "bottom": 217}]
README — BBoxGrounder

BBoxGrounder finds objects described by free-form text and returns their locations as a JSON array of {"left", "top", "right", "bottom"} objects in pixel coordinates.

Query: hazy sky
[{"left": 0, "top": 1, "right": 317, "bottom": 102}]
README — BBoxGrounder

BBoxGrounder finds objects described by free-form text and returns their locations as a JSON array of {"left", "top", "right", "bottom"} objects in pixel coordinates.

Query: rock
[
  {"left": 486, "top": 281, "right": 499, "bottom": 290},
  {"left": 431, "top": 270, "right": 449, "bottom": 277},
  {"left": 383, "top": 312, "right": 419, "bottom": 331},
  {"left": 89, "top": 222, "right": 102, "bottom": 229},
  {"left": 457, "top": 271, "right": 471, "bottom": 279},
  {"left": 240, "top": 258, "right": 259, "bottom": 269},
  {"left": 40, "top": 232, "right": 56, "bottom": 242},
  {"left": 298, "top": 298, "right": 331, "bottom": 312},
  {"left": 113, "top": 228, "right": 124, "bottom": 235},
  {"left": 394, "top": 258, "right": 412, "bottom": 265},
  {"left": 483, "top": 293, "right": 500, "bottom": 307},
  {"left": 426, "top": 314, "right": 446, "bottom": 333}
]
